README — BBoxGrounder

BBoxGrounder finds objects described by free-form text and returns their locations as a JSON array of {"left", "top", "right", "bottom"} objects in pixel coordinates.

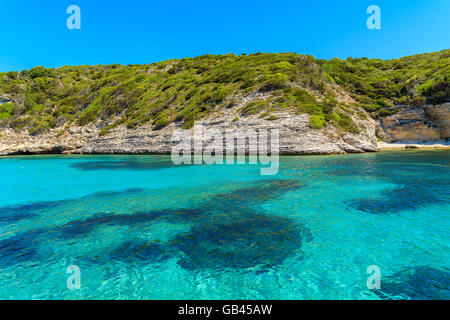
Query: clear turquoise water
[{"left": 0, "top": 151, "right": 449, "bottom": 300}]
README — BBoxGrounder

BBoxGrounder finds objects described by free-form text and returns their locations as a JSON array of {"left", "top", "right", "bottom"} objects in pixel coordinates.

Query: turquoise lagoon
[{"left": 0, "top": 151, "right": 449, "bottom": 299}]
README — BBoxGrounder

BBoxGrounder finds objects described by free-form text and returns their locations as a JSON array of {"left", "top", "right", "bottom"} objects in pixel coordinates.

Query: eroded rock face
[
  {"left": 0, "top": 126, "right": 97, "bottom": 155},
  {"left": 425, "top": 103, "right": 450, "bottom": 138},
  {"left": 380, "top": 107, "right": 442, "bottom": 141},
  {"left": 0, "top": 109, "right": 379, "bottom": 156},
  {"left": 79, "top": 109, "right": 379, "bottom": 155},
  {"left": 2, "top": 101, "right": 449, "bottom": 156}
]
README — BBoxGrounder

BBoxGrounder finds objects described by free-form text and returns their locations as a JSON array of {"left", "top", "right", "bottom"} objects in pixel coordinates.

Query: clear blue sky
[{"left": 0, "top": 0, "right": 449, "bottom": 71}]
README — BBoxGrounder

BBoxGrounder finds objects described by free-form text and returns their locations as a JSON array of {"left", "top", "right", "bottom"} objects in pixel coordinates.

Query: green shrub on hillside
[
  {"left": 153, "top": 112, "right": 170, "bottom": 130},
  {"left": 0, "top": 103, "right": 14, "bottom": 119},
  {"left": 309, "top": 115, "right": 325, "bottom": 129},
  {"left": 0, "top": 50, "right": 447, "bottom": 135},
  {"left": 259, "top": 73, "right": 289, "bottom": 92},
  {"left": 28, "top": 66, "right": 47, "bottom": 79},
  {"left": 239, "top": 100, "right": 266, "bottom": 115},
  {"left": 335, "top": 112, "right": 359, "bottom": 133}
]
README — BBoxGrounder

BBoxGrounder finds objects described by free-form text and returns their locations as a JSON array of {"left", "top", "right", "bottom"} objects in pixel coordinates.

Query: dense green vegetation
[
  {"left": 322, "top": 50, "right": 449, "bottom": 115},
  {"left": 0, "top": 50, "right": 448, "bottom": 135}
]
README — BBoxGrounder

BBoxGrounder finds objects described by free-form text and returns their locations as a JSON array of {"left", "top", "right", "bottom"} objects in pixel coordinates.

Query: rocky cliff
[
  {"left": 0, "top": 101, "right": 379, "bottom": 156},
  {"left": 2, "top": 100, "right": 449, "bottom": 156},
  {"left": 380, "top": 103, "right": 450, "bottom": 142}
]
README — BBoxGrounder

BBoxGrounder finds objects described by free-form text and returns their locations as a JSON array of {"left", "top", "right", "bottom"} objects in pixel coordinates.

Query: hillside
[{"left": 0, "top": 50, "right": 448, "bottom": 155}]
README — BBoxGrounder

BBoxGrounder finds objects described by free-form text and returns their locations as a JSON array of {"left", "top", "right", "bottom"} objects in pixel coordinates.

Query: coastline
[
  {"left": 1, "top": 120, "right": 448, "bottom": 157},
  {"left": 378, "top": 140, "right": 450, "bottom": 150},
  {"left": 0, "top": 111, "right": 381, "bottom": 157},
  {"left": 1, "top": 143, "right": 449, "bottom": 157}
]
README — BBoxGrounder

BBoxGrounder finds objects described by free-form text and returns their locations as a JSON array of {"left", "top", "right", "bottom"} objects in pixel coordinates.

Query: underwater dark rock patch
[
  {"left": 206, "top": 179, "right": 304, "bottom": 209},
  {"left": 88, "top": 240, "right": 171, "bottom": 264},
  {"left": 171, "top": 212, "right": 312, "bottom": 271},
  {"left": 71, "top": 160, "right": 181, "bottom": 171},
  {"left": 0, "top": 230, "right": 43, "bottom": 267},
  {"left": 347, "top": 198, "right": 415, "bottom": 214},
  {"left": 327, "top": 161, "right": 387, "bottom": 178},
  {"left": 57, "top": 179, "right": 303, "bottom": 239},
  {"left": 0, "top": 188, "right": 145, "bottom": 226},
  {"left": 2, "top": 178, "right": 309, "bottom": 270},
  {"left": 57, "top": 208, "right": 204, "bottom": 239},
  {"left": 346, "top": 180, "right": 449, "bottom": 215},
  {"left": 89, "top": 188, "right": 145, "bottom": 198},
  {"left": 329, "top": 152, "right": 450, "bottom": 179},
  {"left": 58, "top": 215, "right": 103, "bottom": 239},
  {"left": 111, "top": 240, "right": 170, "bottom": 262},
  {"left": 329, "top": 152, "right": 450, "bottom": 215},
  {"left": 0, "top": 203, "right": 48, "bottom": 224},
  {"left": 52, "top": 178, "right": 309, "bottom": 269},
  {"left": 375, "top": 266, "right": 450, "bottom": 300}
]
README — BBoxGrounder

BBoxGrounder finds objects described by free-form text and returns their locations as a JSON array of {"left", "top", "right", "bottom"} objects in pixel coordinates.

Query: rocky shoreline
[
  {"left": 1, "top": 103, "right": 449, "bottom": 157},
  {"left": 0, "top": 109, "right": 380, "bottom": 156}
]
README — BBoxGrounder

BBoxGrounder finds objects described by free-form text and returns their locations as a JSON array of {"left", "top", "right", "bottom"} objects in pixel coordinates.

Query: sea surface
[{"left": 0, "top": 151, "right": 449, "bottom": 299}]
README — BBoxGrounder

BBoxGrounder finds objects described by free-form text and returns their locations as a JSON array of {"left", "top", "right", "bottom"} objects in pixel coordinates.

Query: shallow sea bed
[{"left": 0, "top": 151, "right": 449, "bottom": 299}]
